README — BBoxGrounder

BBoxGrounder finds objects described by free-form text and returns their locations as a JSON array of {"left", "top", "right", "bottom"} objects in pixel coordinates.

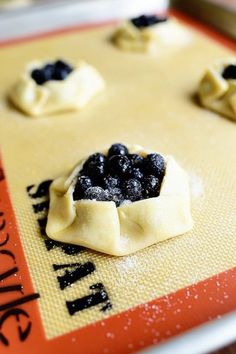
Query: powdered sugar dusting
[
  {"left": 115, "top": 256, "right": 137, "bottom": 273},
  {"left": 120, "top": 199, "right": 132, "bottom": 206},
  {"left": 188, "top": 172, "right": 204, "bottom": 201}
]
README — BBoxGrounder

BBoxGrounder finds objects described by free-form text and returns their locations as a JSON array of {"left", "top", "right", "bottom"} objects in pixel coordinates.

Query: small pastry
[
  {"left": 9, "top": 59, "right": 105, "bottom": 117},
  {"left": 198, "top": 59, "right": 236, "bottom": 121},
  {"left": 46, "top": 143, "right": 193, "bottom": 256},
  {"left": 111, "top": 14, "right": 190, "bottom": 54}
]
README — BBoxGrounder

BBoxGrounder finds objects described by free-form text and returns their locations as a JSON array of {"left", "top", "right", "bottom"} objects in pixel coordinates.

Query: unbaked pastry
[
  {"left": 198, "top": 59, "right": 236, "bottom": 121},
  {"left": 111, "top": 15, "right": 191, "bottom": 54},
  {"left": 9, "top": 59, "right": 105, "bottom": 117},
  {"left": 46, "top": 145, "right": 193, "bottom": 256}
]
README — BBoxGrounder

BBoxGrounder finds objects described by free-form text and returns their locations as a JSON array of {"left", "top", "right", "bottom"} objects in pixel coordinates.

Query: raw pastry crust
[
  {"left": 9, "top": 60, "right": 105, "bottom": 117},
  {"left": 111, "top": 18, "right": 191, "bottom": 54},
  {"left": 46, "top": 145, "right": 193, "bottom": 256},
  {"left": 198, "top": 59, "right": 236, "bottom": 121}
]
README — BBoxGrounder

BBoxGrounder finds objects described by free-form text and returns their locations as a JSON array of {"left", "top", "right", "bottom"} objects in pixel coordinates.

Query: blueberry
[
  {"left": 145, "top": 153, "right": 165, "bottom": 179},
  {"left": 108, "top": 143, "right": 129, "bottom": 157},
  {"left": 52, "top": 60, "right": 73, "bottom": 80},
  {"left": 31, "top": 60, "right": 73, "bottom": 85},
  {"left": 109, "top": 155, "right": 130, "bottom": 176},
  {"left": 43, "top": 63, "right": 54, "bottom": 81},
  {"left": 84, "top": 186, "right": 109, "bottom": 201},
  {"left": 31, "top": 69, "right": 47, "bottom": 85},
  {"left": 123, "top": 178, "right": 143, "bottom": 202},
  {"left": 87, "top": 163, "right": 107, "bottom": 181},
  {"left": 108, "top": 187, "right": 124, "bottom": 206},
  {"left": 73, "top": 175, "right": 92, "bottom": 200},
  {"left": 103, "top": 175, "right": 120, "bottom": 189},
  {"left": 128, "top": 167, "right": 144, "bottom": 180},
  {"left": 82, "top": 153, "right": 107, "bottom": 179},
  {"left": 131, "top": 15, "right": 168, "bottom": 29},
  {"left": 128, "top": 154, "right": 144, "bottom": 168},
  {"left": 55, "top": 60, "right": 73, "bottom": 74},
  {"left": 52, "top": 68, "right": 69, "bottom": 81},
  {"left": 222, "top": 65, "right": 236, "bottom": 80},
  {"left": 143, "top": 175, "right": 160, "bottom": 198},
  {"left": 102, "top": 176, "right": 123, "bottom": 206},
  {"left": 84, "top": 153, "right": 106, "bottom": 167}
]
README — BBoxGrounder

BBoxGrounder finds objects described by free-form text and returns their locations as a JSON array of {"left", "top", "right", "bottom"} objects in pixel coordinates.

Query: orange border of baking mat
[{"left": 0, "top": 11, "right": 236, "bottom": 354}]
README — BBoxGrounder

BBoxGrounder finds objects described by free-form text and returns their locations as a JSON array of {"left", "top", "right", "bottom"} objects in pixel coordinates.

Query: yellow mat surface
[{"left": 0, "top": 22, "right": 235, "bottom": 339}]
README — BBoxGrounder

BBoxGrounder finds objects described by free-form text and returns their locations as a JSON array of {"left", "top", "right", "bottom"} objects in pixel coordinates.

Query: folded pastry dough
[
  {"left": 111, "top": 18, "right": 190, "bottom": 54},
  {"left": 46, "top": 145, "right": 193, "bottom": 256},
  {"left": 9, "top": 60, "right": 105, "bottom": 117},
  {"left": 198, "top": 59, "right": 236, "bottom": 121}
]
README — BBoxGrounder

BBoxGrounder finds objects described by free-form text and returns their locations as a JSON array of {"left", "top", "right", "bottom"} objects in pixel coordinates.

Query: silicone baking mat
[{"left": 0, "top": 11, "right": 236, "bottom": 354}]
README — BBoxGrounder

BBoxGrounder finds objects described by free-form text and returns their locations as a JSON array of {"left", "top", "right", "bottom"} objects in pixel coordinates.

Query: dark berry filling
[
  {"left": 103, "top": 175, "right": 120, "bottom": 189},
  {"left": 128, "top": 153, "right": 144, "bottom": 168},
  {"left": 31, "top": 59, "right": 73, "bottom": 85},
  {"left": 128, "top": 167, "right": 144, "bottom": 180},
  {"left": 145, "top": 153, "right": 165, "bottom": 179},
  {"left": 109, "top": 155, "right": 130, "bottom": 176},
  {"left": 222, "top": 65, "right": 236, "bottom": 80},
  {"left": 108, "top": 143, "right": 129, "bottom": 157},
  {"left": 131, "top": 14, "right": 168, "bottom": 29},
  {"left": 73, "top": 175, "right": 92, "bottom": 200},
  {"left": 82, "top": 153, "right": 107, "bottom": 183},
  {"left": 143, "top": 175, "right": 160, "bottom": 198},
  {"left": 84, "top": 187, "right": 110, "bottom": 202},
  {"left": 123, "top": 178, "right": 143, "bottom": 202},
  {"left": 72, "top": 143, "right": 166, "bottom": 207}
]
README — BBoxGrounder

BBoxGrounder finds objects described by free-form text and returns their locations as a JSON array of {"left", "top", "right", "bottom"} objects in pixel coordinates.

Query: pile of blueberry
[
  {"left": 131, "top": 14, "right": 168, "bottom": 29},
  {"left": 31, "top": 60, "right": 74, "bottom": 85},
  {"left": 222, "top": 65, "right": 236, "bottom": 80},
  {"left": 73, "top": 143, "right": 165, "bottom": 207}
]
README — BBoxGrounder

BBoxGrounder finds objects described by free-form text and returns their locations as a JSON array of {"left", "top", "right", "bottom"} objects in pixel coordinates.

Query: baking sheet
[
  {"left": 143, "top": 311, "right": 236, "bottom": 354},
  {"left": 0, "top": 12, "right": 236, "bottom": 354},
  {"left": 173, "top": 0, "right": 236, "bottom": 39},
  {"left": 0, "top": 0, "right": 169, "bottom": 41}
]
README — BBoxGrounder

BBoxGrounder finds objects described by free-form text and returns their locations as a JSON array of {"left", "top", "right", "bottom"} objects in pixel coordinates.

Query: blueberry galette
[
  {"left": 111, "top": 14, "right": 190, "bottom": 54},
  {"left": 198, "top": 59, "right": 236, "bottom": 121},
  {"left": 9, "top": 59, "right": 105, "bottom": 117},
  {"left": 46, "top": 143, "right": 193, "bottom": 256}
]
